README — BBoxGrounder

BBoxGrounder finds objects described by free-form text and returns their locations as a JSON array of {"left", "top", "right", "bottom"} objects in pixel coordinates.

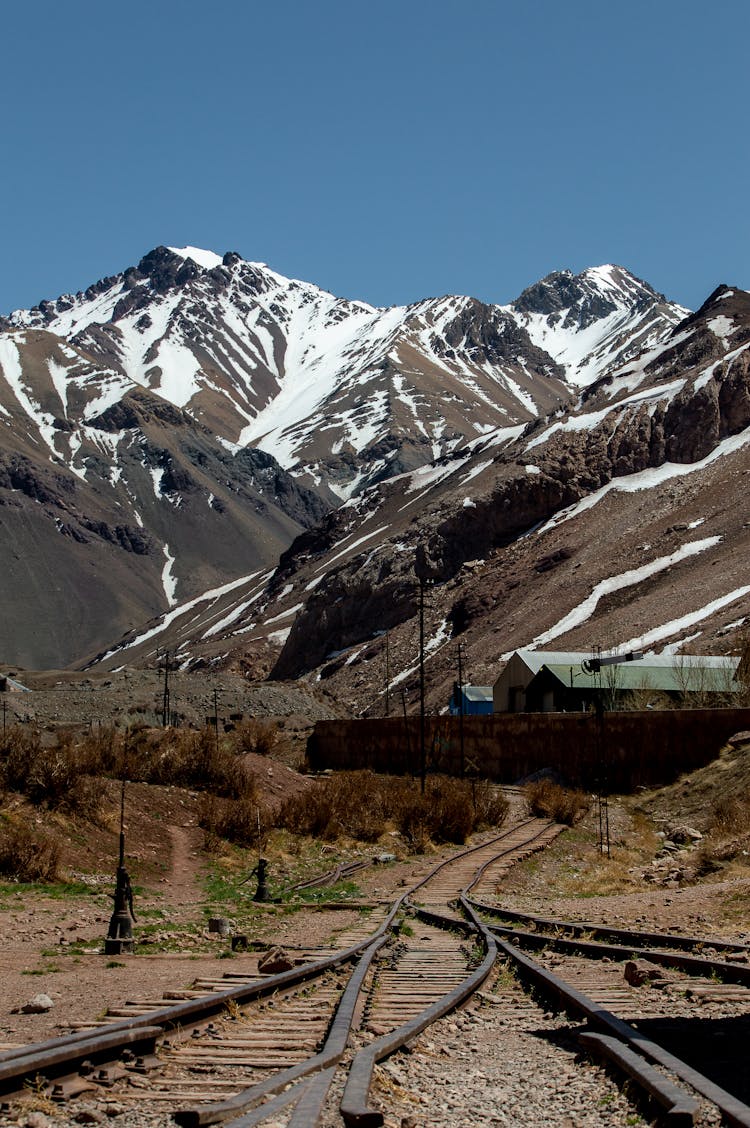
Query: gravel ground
[{"left": 2, "top": 780, "right": 750, "bottom": 1126}]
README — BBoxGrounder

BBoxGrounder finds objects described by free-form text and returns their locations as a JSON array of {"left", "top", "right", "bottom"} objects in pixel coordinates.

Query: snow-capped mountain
[
  {"left": 0, "top": 247, "right": 699, "bottom": 671},
  {"left": 77, "top": 280, "right": 750, "bottom": 719},
  {"left": 3, "top": 247, "right": 685, "bottom": 500}
]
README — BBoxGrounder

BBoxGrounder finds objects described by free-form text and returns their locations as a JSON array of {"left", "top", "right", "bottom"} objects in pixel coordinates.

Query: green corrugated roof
[{"left": 542, "top": 660, "right": 740, "bottom": 694}]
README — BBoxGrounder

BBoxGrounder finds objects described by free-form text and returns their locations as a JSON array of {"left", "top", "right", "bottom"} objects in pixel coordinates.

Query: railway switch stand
[
  {"left": 105, "top": 780, "right": 137, "bottom": 954},
  {"left": 251, "top": 856, "right": 271, "bottom": 902}
]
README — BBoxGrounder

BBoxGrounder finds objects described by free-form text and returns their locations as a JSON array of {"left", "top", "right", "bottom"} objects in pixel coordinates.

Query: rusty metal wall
[{"left": 308, "top": 708, "right": 750, "bottom": 792}]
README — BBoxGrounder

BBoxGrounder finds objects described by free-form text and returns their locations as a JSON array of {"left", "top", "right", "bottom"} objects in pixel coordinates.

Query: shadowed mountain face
[{"left": 5, "top": 247, "right": 730, "bottom": 677}]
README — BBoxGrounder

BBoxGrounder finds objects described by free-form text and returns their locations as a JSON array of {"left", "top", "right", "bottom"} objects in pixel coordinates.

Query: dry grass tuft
[
  {"left": 0, "top": 728, "right": 105, "bottom": 820},
  {"left": 0, "top": 819, "right": 61, "bottom": 882},
  {"left": 274, "top": 771, "right": 508, "bottom": 849},
  {"left": 525, "top": 779, "right": 590, "bottom": 825}
]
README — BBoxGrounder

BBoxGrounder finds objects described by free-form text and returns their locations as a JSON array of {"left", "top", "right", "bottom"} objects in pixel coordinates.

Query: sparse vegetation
[
  {"left": 0, "top": 820, "right": 61, "bottom": 882},
  {"left": 198, "top": 793, "right": 267, "bottom": 850},
  {"left": 525, "top": 779, "right": 590, "bottom": 825},
  {"left": 75, "top": 724, "right": 260, "bottom": 798},
  {"left": 274, "top": 771, "right": 508, "bottom": 848},
  {"left": 691, "top": 790, "right": 750, "bottom": 875},
  {"left": 0, "top": 727, "right": 105, "bottom": 820}
]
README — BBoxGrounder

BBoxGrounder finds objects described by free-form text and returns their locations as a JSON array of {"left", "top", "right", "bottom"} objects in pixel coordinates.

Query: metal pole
[
  {"left": 457, "top": 642, "right": 465, "bottom": 779},
  {"left": 118, "top": 777, "right": 125, "bottom": 870},
  {"left": 105, "top": 778, "right": 136, "bottom": 954},
  {"left": 161, "top": 649, "right": 170, "bottom": 728},
  {"left": 213, "top": 688, "right": 219, "bottom": 754},
  {"left": 401, "top": 689, "right": 413, "bottom": 778},
  {"left": 419, "top": 578, "right": 426, "bottom": 794}
]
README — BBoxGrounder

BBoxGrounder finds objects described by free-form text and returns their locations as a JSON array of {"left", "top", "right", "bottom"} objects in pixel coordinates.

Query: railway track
[
  {"left": 464, "top": 900, "right": 750, "bottom": 1126},
  {"left": 0, "top": 818, "right": 551, "bottom": 1126},
  {"left": 3, "top": 810, "right": 750, "bottom": 1126}
]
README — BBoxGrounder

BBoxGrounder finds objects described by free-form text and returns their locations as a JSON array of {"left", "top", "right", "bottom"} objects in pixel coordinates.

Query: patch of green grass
[
  {"left": 40, "top": 944, "right": 90, "bottom": 957},
  {"left": 285, "top": 879, "right": 361, "bottom": 905},
  {"left": 0, "top": 880, "right": 94, "bottom": 899},
  {"left": 22, "top": 962, "right": 62, "bottom": 975},
  {"left": 106, "top": 960, "right": 125, "bottom": 969}
]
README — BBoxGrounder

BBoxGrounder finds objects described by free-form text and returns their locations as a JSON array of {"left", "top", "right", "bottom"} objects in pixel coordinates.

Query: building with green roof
[{"left": 494, "top": 649, "right": 741, "bottom": 713}]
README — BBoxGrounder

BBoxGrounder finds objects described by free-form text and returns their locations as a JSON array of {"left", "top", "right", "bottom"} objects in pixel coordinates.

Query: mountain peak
[
  {"left": 166, "top": 246, "right": 225, "bottom": 270},
  {"left": 513, "top": 264, "right": 661, "bottom": 323}
]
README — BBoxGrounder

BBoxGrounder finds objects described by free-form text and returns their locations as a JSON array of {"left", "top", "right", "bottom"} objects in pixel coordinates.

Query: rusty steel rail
[
  {"left": 287, "top": 857, "right": 372, "bottom": 892},
  {"left": 174, "top": 920, "right": 400, "bottom": 1127},
  {"left": 1, "top": 817, "right": 562, "bottom": 1124},
  {"left": 339, "top": 903, "right": 497, "bottom": 1128},
  {"left": 470, "top": 900, "right": 750, "bottom": 957},
  {"left": 480, "top": 920, "right": 750, "bottom": 987},
  {"left": 0, "top": 919, "right": 395, "bottom": 1099},
  {"left": 501, "top": 938, "right": 750, "bottom": 1128}
]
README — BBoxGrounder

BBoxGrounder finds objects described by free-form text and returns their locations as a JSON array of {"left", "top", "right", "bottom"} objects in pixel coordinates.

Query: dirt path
[{"left": 147, "top": 823, "right": 206, "bottom": 919}]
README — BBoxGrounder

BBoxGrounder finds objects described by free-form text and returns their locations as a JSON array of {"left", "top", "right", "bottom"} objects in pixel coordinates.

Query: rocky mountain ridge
[
  {"left": 75, "top": 280, "right": 750, "bottom": 721},
  {"left": 3, "top": 248, "right": 739, "bottom": 681}
]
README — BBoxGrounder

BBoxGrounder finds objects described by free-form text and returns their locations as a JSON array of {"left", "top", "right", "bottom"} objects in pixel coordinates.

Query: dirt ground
[{"left": 1, "top": 705, "right": 750, "bottom": 1055}]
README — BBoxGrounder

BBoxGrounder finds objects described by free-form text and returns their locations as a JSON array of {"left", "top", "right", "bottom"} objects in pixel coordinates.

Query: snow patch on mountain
[
  {"left": 618, "top": 584, "right": 750, "bottom": 654},
  {"left": 162, "top": 544, "right": 178, "bottom": 607},
  {"left": 540, "top": 421, "right": 750, "bottom": 535},
  {"left": 167, "top": 246, "right": 224, "bottom": 270},
  {"left": 527, "top": 536, "right": 722, "bottom": 650}
]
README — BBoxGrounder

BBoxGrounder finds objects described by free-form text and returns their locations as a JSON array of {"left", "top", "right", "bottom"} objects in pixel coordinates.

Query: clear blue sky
[{"left": 2, "top": 0, "right": 748, "bottom": 316}]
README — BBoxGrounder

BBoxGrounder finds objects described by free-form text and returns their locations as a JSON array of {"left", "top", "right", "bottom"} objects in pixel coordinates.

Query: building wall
[
  {"left": 308, "top": 709, "right": 750, "bottom": 792},
  {"left": 493, "top": 653, "right": 534, "bottom": 712}
]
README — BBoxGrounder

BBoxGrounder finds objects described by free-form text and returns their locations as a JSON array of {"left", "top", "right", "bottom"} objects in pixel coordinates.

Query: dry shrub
[
  {"left": 231, "top": 719, "right": 279, "bottom": 757},
  {"left": 692, "top": 792, "right": 750, "bottom": 875},
  {"left": 79, "top": 725, "right": 255, "bottom": 798},
  {"left": 394, "top": 790, "right": 432, "bottom": 852},
  {"left": 0, "top": 820, "right": 60, "bottom": 882},
  {"left": 0, "top": 727, "right": 44, "bottom": 793},
  {"left": 471, "top": 780, "right": 510, "bottom": 829},
  {"left": 198, "top": 794, "right": 271, "bottom": 849},
  {"left": 0, "top": 728, "right": 105, "bottom": 819},
  {"left": 2, "top": 722, "right": 254, "bottom": 811},
  {"left": 76, "top": 726, "right": 120, "bottom": 775},
  {"left": 276, "top": 772, "right": 508, "bottom": 848},
  {"left": 710, "top": 795, "right": 749, "bottom": 835},
  {"left": 525, "top": 779, "right": 589, "bottom": 825},
  {"left": 149, "top": 728, "right": 254, "bottom": 797},
  {"left": 276, "top": 771, "right": 387, "bottom": 842}
]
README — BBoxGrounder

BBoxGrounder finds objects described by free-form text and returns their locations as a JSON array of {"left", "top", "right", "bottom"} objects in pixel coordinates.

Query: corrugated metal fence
[{"left": 309, "top": 708, "right": 750, "bottom": 792}]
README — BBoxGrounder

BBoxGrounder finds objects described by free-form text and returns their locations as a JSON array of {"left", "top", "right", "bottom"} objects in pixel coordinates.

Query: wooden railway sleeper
[
  {"left": 470, "top": 899, "right": 750, "bottom": 958},
  {"left": 501, "top": 939, "right": 750, "bottom": 1128},
  {"left": 174, "top": 904, "right": 405, "bottom": 1127},
  {"left": 484, "top": 922, "right": 750, "bottom": 987},
  {"left": 0, "top": 917, "right": 401, "bottom": 1100},
  {"left": 340, "top": 902, "right": 497, "bottom": 1128}
]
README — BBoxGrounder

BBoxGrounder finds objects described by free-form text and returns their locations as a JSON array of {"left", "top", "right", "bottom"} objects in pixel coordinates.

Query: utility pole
[
  {"left": 457, "top": 641, "right": 465, "bottom": 779},
  {"left": 401, "top": 688, "right": 413, "bottom": 778},
  {"left": 161, "top": 649, "right": 170, "bottom": 728},
  {"left": 581, "top": 649, "right": 643, "bottom": 857},
  {"left": 419, "top": 578, "right": 426, "bottom": 794},
  {"left": 213, "top": 688, "right": 220, "bottom": 754}
]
